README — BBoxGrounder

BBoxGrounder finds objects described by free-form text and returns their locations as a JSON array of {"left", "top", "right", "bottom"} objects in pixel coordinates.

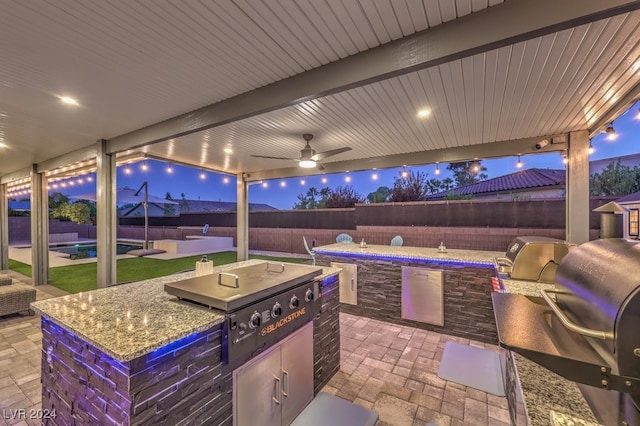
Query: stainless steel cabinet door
[
  {"left": 401, "top": 266, "right": 444, "bottom": 326},
  {"left": 281, "top": 322, "right": 313, "bottom": 425},
  {"left": 233, "top": 346, "right": 282, "bottom": 426},
  {"left": 332, "top": 262, "right": 357, "bottom": 305}
]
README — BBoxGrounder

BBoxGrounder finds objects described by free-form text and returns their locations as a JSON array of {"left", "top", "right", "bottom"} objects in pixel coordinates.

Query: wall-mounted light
[
  {"left": 605, "top": 123, "right": 617, "bottom": 141},
  {"left": 435, "top": 163, "right": 440, "bottom": 175},
  {"left": 516, "top": 155, "right": 524, "bottom": 169}
]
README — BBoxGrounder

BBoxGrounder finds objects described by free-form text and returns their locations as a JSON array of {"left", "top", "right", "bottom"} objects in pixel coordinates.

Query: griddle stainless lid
[{"left": 164, "top": 262, "right": 323, "bottom": 312}]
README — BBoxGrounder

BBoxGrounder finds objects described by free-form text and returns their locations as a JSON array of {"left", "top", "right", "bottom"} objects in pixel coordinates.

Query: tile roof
[
  {"left": 428, "top": 168, "right": 565, "bottom": 200},
  {"left": 615, "top": 190, "right": 640, "bottom": 204}
]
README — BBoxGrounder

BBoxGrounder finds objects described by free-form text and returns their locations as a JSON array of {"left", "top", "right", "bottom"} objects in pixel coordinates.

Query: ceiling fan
[{"left": 252, "top": 133, "right": 351, "bottom": 169}]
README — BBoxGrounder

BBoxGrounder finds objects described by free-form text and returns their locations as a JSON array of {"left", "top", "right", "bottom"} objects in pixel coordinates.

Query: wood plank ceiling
[{"left": 0, "top": 0, "right": 639, "bottom": 181}]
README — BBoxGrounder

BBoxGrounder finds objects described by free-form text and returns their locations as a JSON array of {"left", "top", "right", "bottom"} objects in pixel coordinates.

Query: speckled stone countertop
[
  {"left": 31, "top": 259, "right": 340, "bottom": 362},
  {"left": 499, "top": 278, "right": 600, "bottom": 425},
  {"left": 314, "top": 243, "right": 505, "bottom": 266}
]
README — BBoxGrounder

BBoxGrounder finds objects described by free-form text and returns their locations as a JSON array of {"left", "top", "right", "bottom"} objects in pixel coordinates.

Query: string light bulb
[
  {"left": 124, "top": 165, "right": 132, "bottom": 175},
  {"left": 516, "top": 155, "right": 524, "bottom": 169},
  {"left": 140, "top": 162, "right": 149, "bottom": 172},
  {"left": 262, "top": 182, "right": 268, "bottom": 188},
  {"left": 280, "top": 180, "right": 286, "bottom": 187},
  {"left": 588, "top": 143, "right": 595, "bottom": 155},
  {"left": 401, "top": 166, "right": 408, "bottom": 178},
  {"left": 223, "top": 177, "right": 229, "bottom": 184},
  {"left": 199, "top": 170, "right": 206, "bottom": 180},
  {"left": 605, "top": 123, "right": 617, "bottom": 141},
  {"left": 435, "top": 163, "right": 441, "bottom": 175},
  {"left": 372, "top": 169, "right": 378, "bottom": 181},
  {"left": 166, "top": 164, "right": 173, "bottom": 174},
  {"left": 300, "top": 179, "right": 306, "bottom": 185},
  {"left": 636, "top": 108, "right": 640, "bottom": 120},
  {"left": 345, "top": 174, "right": 351, "bottom": 183}
]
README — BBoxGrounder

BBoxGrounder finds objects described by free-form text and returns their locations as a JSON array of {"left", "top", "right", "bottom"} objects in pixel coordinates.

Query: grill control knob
[
  {"left": 249, "top": 311, "right": 262, "bottom": 329},
  {"left": 239, "top": 323, "right": 247, "bottom": 332},
  {"left": 289, "top": 295, "right": 300, "bottom": 310},
  {"left": 272, "top": 302, "right": 282, "bottom": 317},
  {"left": 305, "top": 289, "right": 314, "bottom": 302}
]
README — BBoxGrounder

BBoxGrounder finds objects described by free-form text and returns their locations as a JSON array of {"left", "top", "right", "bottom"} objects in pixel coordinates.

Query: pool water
[{"left": 50, "top": 243, "right": 142, "bottom": 259}]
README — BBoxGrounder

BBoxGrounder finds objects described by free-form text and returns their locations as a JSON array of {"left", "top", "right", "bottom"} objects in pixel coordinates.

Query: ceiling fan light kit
[{"left": 251, "top": 133, "right": 351, "bottom": 169}]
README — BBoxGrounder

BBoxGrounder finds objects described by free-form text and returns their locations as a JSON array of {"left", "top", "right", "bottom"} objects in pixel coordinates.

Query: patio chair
[
  {"left": 303, "top": 236, "right": 316, "bottom": 266},
  {"left": 390, "top": 235, "right": 403, "bottom": 246},
  {"left": 336, "top": 233, "right": 353, "bottom": 244}
]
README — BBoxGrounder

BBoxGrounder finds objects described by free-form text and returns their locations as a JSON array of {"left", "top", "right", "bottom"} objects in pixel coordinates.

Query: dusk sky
[{"left": 59, "top": 102, "right": 640, "bottom": 210}]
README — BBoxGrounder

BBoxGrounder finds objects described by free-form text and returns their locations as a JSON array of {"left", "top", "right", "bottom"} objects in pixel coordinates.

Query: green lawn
[{"left": 9, "top": 252, "right": 306, "bottom": 294}]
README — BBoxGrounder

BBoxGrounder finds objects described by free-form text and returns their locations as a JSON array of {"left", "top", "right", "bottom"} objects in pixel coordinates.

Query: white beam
[
  {"left": 246, "top": 135, "right": 568, "bottom": 181},
  {"left": 30, "top": 165, "right": 49, "bottom": 285},
  {"left": 566, "top": 131, "right": 591, "bottom": 244},
  {"left": 96, "top": 140, "right": 117, "bottom": 288},
  {"left": 236, "top": 174, "right": 249, "bottom": 261},
  {"left": 107, "top": 0, "right": 639, "bottom": 155},
  {"left": 0, "top": 184, "right": 8, "bottom": 270}
]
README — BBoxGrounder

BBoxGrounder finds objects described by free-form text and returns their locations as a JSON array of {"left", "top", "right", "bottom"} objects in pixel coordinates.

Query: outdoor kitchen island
[
  {"left": 314, "top": 243, "right": 505, "bottom": 343},
  {"left": 30, "top": 259, "right": 341, "bottom": 425}
]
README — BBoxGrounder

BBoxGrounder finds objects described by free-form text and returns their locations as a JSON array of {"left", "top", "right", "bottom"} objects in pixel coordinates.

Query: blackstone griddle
[{"left": 164, "top": 262, "right": 322, "bottom": 312}]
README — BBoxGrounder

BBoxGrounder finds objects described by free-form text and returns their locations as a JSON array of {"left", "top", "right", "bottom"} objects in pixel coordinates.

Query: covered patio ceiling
[{"left": 1, "top": 0, "right": 640, "bottom": 184}]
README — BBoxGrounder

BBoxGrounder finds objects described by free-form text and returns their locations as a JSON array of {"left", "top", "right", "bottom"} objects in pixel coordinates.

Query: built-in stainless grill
[
  {"left": 493, "top": 239, "right": 640, "bottom": 425},
  {"left": 165, "top": 262, "right": 323, "bottom": 368},
  {"left": 495, "top": 236, "right": 574, "bottom": 283}
]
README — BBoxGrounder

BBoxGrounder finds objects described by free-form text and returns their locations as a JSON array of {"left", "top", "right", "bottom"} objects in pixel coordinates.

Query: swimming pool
[{"left": 50, "top": 243, "right": 143, "bottom": 259}]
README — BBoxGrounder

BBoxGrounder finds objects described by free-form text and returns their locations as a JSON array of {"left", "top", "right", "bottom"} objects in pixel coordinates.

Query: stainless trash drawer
[{"left": 401, "top": 266, "right": 444, "bottom": 326}]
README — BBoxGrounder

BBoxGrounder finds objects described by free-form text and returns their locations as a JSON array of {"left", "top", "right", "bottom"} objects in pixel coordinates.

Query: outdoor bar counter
[
  {"left": 315, "top": 243, "right": 599, "bottom": 426},
  {"left": 31, "top": 259, "right": 341, "bottom": 425}
]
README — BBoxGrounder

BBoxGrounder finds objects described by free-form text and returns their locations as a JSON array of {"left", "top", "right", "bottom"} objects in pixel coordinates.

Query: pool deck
[{"left": 8, "top": 240, "right": 309, "bottom": 267}]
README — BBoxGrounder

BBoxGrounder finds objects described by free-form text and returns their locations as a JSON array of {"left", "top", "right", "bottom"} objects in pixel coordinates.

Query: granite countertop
[
  {"left": 31, "top": 259, "right": 339, "bottom": 362},
  {"left": 498, "top": 277, "right": 600, "bottom": 426},
  {"left": 314, "top": 243, "right": 505, "bottom": 266}
]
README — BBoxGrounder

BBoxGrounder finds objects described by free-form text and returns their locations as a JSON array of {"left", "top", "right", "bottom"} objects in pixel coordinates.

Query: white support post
[
  {"left": 236, "top": 174, "right": 249, "bottom": 261},
  {"left": 96, "top": 140, "right": 117, "bottom": 288},
  {"left": 0, "top": 184, "right": 8, "bottom": 270},
  {"left": 566, "top": 130, "right": 590, "bottom": 244},
  {"left": 30, "top": 165, "right": 49, "bottom": 285}
]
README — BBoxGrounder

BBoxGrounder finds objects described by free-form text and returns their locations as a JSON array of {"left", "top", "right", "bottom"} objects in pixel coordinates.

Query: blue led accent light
[
  {"left": 147, "top": 331, "right": 206, "bottom": 361},
  {"left": 315, "top": 250, "right": 493, "bottom": 268}
]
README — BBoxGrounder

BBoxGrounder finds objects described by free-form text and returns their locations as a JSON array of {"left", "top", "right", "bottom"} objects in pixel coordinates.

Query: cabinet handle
[
  {"left": 351, "top": 278, "right": 354, "bottom": 291},
  {"left": 282, "top": 370, "right": 289, "bottom": 397},
  {"left": 273, "top": 375, "right": 281, "bottom": 405}
]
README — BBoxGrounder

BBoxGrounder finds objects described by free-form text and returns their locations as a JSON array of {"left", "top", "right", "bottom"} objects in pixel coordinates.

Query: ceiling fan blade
[
  {"left": 316, "top": 163, "right": 325, "bottom": 171},
  {"left": 311, "top": 147, "right": 352, "bottom": 161},
  {"left": 251, "top": 155, "right": 298, "bottom": 161}
]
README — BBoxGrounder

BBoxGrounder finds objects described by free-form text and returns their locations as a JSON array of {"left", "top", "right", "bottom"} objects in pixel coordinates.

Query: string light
[
  {"left": 124, "top": 165, "right": 132, "bottom": 175},
  {"left": 199, "top": 170, "right": 206, "bottom": 180},
  {"left": 371, "top": 170, "right": 378, "bottom": 180},
  {"left": 140, "top": 162, "right": 149, "bottom": 172},
  {"left": 562, "top": 150, "right": 569, "bottom": 165},
  {"left": 280, "top": 180, "right": 286, "bottom": 187},
  {"left": 321, "top": 176, "right": 327, "bottom": 184},
  {"left": 588, "top": 143, "right": 595, "bottom": 155},
  {"left": 605, "top": 123, "right": 617, "bottom": 141},
  {"left": 166, "top": 164, "right": 174, "bottom": 174},
  {"left": 636, "top": 108, "right": 640, "bottom": 120},
  {"left": 222, "top": 177, "right": 229, "bottom": 184},
  {"left": 516, "top": 155, "right": 524, "bottom": 169},
  {"left": 401, "top": 166, "right": 408, "bottom": 178},
  {"left": 300, "top": 179, "right": 306, "bottom": 185},
  {"left": 345, "top": 172, "right": 351, "bottom": 183},
  {"left": 262, "top": 182, "right": 268, "bottom": 188},
  {"left": 435, "top": 163, "right": 441, "bottom": 175}
]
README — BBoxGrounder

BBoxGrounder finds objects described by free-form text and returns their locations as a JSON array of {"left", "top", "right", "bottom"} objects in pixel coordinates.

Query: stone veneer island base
[
  {"left": 32, "top": 260, "right": 340, "bottom": 425},
  {"left": 315, "top": 243, "right": 503, "bottom": 344}
]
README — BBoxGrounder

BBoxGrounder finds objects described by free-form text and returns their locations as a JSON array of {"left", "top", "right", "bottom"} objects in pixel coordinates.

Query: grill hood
[{"left": 493, "top": 239, "right": 640, "bottom": 424}]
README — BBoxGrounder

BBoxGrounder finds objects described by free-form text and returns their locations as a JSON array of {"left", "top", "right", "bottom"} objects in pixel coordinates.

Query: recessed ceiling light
[
  {"left": 0, "top": 142, "right": 7, "bottom": 148},
  {"left": 417, "top": 108, "right": 431, "bottom": 118},
  {"left": 224, "top": 147, "right": 233, "bottom": 154},
  {"left": 59, "top": 96, "right": 79, "bottom": 106}
]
